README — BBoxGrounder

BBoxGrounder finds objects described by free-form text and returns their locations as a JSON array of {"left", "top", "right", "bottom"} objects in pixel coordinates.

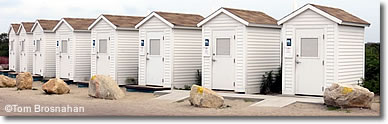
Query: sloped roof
[
  {"left": 102, "top": 14, "right": 144, "bottom": 28},
  {"left": 223, "top": 7, "right": 277, "bottom": 25},
  {"left": 154, "top": 11, "right": 204, "bottom": 27},
  {"left": 20, "top": 22, "right": 35, "bottom": 33},
  {"left": 310, "top": 4, "right": 369, "bottom": 25},
  {"left": 63, "top": 18, "right": 96, "bottom": 30},
  {"left": 37, "top": 19, "right": 60, "bottom": 30},
  {"left": 11, "top": 24, "right": 20, "bottom": 33}
]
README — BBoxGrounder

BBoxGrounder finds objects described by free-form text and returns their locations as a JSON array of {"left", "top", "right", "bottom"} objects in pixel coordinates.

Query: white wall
[
  {"left": 201, "top": 13, "right": 245, "bottom": 92},
  {"left": 55, "top": 23, "right": 73, "bottom": 79},
  {"left": 72, "top": 31, "right": 92, "bottom": 82},
  {"left": 19, "top": 27, "right": 33, "bottom": 73},
  {"left": 172, "top": 29, "right": 202, "bottom": 88},
  {"left": 337, "top": 25, "right": 365, "bottom": 84},
  {"left": 43, "top": 32, "right": 56, "bottom": 77},
  {"left": 114, "top": 30, "right": 139, "bottom": 85},
  {"left": 8, "top": 29, "right": 19, "bottom": 72},
  {"left": 32, "top": 25, "right": 43, "bottom": 75},
  {"left": 245, "top": 27, "right": 281, "bottom": 93},
  {"left": 138, "top": 16, "right": 172, "bottom": 87},
  {"left": 281, "top": 9, "right": 336, "bottom": 94}
]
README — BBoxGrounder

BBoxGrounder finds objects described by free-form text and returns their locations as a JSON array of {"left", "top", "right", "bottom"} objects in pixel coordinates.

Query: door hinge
[
  {"left": 163, "top": 36, "right": 164, "bottom": 40},
  {"left": 323, "top": 34, "right": 325, "bottom": 40},
  {"left": 233, "top": 82, "right": 235, "bottom": 87},
  {"left": 322, "top": 60, "right": 324, "bottom": 65},
  {"left": 322, "top": 86, "right": 324, "bottom": 91},
  {"left": 162, "top": 78, "right": 164, "bottom": 82},
  {"left": 108, "top": 37, "right": 110, "bottom": 41},
  {"left": 108, "top": 56, "right": 110, "bottom": 60},
  {"left": 233, "top": 35, "right": 235, "bottom": 40},
  {"left": 162, "top": 57, "right": 164, "bottom": 61},
  {"left": 233, "top": 58, "right": 235, "bottom": 63}
]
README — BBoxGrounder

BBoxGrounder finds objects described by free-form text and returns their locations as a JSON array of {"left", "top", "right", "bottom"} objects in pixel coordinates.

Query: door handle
[
  {"left": 296, "top": 60, "right": 301, "bottom": 64},
  {"left": 212, "top": 59, "right": 216, "bottom": 62},
  {"left": 146, "top": 57, "right": 149, "bottom": 60},
  {"left": 96, "top": 55, "right": 99, "bottom": 59}
]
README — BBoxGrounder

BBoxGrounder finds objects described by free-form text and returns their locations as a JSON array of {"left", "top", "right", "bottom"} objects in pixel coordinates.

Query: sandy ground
[{"left": 0, "top": 81, "right": 380, "bottom": 116}]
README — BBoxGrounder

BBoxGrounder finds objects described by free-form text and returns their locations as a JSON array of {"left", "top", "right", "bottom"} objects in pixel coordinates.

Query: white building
[
  {"left": 8, "top": 24, "right": 20, "bottom": 72},
  {"left": 31, "top": 19, "right": 60, "bottom": 77},
  {"left": 88, "top": 14, "right": 144, "bottom": 85},
  {"left": 135, "top": 11, "right": 204, "bottom": 88},
  {"left": 17, "top": 22, "right": 34, "bottom": 73},
  {"left": 53, "top": 18, "right": 95, "bottom": 82},
  {"left": 197, "top": 7, "right": 281, "bottom": 93},
  {"left": 278, "top": 4, "right": 370, "bottom": 95}
]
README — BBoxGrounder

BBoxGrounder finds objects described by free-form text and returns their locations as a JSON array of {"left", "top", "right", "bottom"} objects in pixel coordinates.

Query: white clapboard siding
[
  {"left": 73, "top": 32, "right": 92, "bottom": 82},
  {"left": 201, "top": 13, "right": 245, "bottom": 91},
  {"left": 43, "top": 32, "right": 56, "bottom": 77},
  {"left": 245, "top": 27, "right": 281, "bottom": 93},
  {"left": 172, "top": 29, "right": 202, "bottom": 87},
  {"left": 19, "top": 27, "right": 34, "bottom": 73},
  {"left": 138, "top": 16, "right": 172, "bottom": 87},
  {"left": 114, "top": 30, "right": 139, "bottom": 85},
  {"left": 282, "top": 9, "right": 336, "bottom": 94},
  {"left": 337, "top": 25, "right": 364, "bottom": 84},
  {"left": 32, "top": 26, "right": 43, "bottom": 75}
]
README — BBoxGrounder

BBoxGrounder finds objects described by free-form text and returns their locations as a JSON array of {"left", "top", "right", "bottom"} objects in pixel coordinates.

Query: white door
[
  {"left": 59, "top": 39, "right": 70, "bottom": 78},
  {"left": 20, "top": 39, "right": 26, "bottom": 72},
  {"left": 33, "top": 39, "right": 43, "bottom": 75},
  {"left": 96, "top": 37, "right": 110, "bottom": 76},
  {"left": 212, "top": 31, "right": 235, "bottom": 90},
  {"left": 9, "top": 40, "right": 15, "bottom": 71},
  {"left": 146, "top": 32, "right": 164, "bottom": 86},
  {"left": 295, "top": 29, "right": 324, "bottom": 95}
]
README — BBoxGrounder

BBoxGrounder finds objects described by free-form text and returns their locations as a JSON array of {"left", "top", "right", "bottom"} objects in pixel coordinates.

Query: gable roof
[
  {"left": 135, "top": 11, "right": 204, "bottom": 29},
  {"left": 53, "top": 18, "right": 95, "bottom": 32},
  {"left": 278, "top": 4, "right": 370, "bottom": 27},
  {"left": 31, "top": 19, "right": 60, "bottom": 32},
  {"left": 197, "top": 7, "right": 279, "bottom": 28},
  {"left": 9, "top": 24, "right": 20, "bottom": 34},
  {"left": 17, "top": 22, "right": 34, "bottom": 34},
  {"left": 88, "top": 14, "right": 144, "bottom": 30}
]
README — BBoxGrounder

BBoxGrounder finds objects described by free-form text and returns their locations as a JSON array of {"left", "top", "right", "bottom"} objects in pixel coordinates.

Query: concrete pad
[
  {"left": 250, "top": 97, "right": 297, "bottom": 107},
  {"left": 154, "top": 90, "right": 190, "bottom": 102}
]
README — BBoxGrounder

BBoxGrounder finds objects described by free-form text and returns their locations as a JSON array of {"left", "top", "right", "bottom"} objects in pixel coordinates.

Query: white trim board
[
  {"left": 135, "top": 12, "right": 174, "bottom": 29},
  {"left": 88, "top": 14, "right": 118, "bottom": 30},
  {"left": 53, "top": 19, "right": 75, "bottom": 32}
]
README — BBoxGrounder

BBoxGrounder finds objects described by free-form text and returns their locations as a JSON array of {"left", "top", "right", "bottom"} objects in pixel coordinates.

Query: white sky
[{"left": 0, "top": 0, "right": 380, "bottom": 42}]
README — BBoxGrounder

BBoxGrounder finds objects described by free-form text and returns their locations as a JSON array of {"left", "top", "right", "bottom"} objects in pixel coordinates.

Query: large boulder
[
  {"left": 88, "top": 75, "right": 125, "bottom": 100},
  {"left": 42, "top": 78, "right": 70, "bottom": 94},
  {"left": 324, "top": 83, "right": 374, "bottom": 108},
  {"left": 189, "top": 85, "right": 224, "bottom": 108},
  {"left": 0, "top": 75, "right": 16, "bottom": 87},
  {"left": 16, "top": 72, "right": 33, "bottom": 90}
]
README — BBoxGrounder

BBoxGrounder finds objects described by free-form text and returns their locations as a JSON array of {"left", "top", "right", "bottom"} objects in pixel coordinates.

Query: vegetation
[
  {"left": 0, "top": 33, "right": 9, "bottom": 57},
  {"left": 195, "top": 69, "right": 202, "bottom": 86},
  {"left": 260, "top": 67, "right": 282, "bottom": 94},
  {"left": 125, "top": 77, "right": 138, "bottom": 85},
  {"left": 361, "top": 43, "right": 380, "bottom": 94}
]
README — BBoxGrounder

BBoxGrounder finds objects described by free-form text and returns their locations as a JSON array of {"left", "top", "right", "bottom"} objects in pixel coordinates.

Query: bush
[
  {"left": 195, "top": 69, "right": 201, "bottom": 86},
  {"left": 260, "top": 67, "right": 282, "bottom": 94},
  {"left": 362, "top": 43, "right": 380, "bottom": 94},
  {"left": 0, "top": 33, "right": 9, "bottom": 57}
]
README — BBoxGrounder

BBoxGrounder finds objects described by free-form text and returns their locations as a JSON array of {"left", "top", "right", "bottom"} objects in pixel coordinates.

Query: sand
[{"left": 0, "top": 81, "right": 380, "bottom": 116}]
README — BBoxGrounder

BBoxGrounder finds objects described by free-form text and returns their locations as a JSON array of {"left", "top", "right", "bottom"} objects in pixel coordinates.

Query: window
[
  {"left": 61, "top": 40, "right": 68, "bottom": 53},
  {"left": 10, "top": 40, "right": 14, "bottom": 51},
  {"left": 149, "top": 39, "right": 160, "bottom": 55},
  {"left": 216, "top": 38, "right": 230, "bottom": 55},
  {"left": 98, "top": 39, "right": 107, "bottom": 53},
  {"left": 35, "top": 40, "right": 40, "bottom": 52},
  {"left": 21, "top": 40, "right": 25, "bottom": 52},
  {"left": 301, "top": 38, "right": 318, "bottom": 57}
]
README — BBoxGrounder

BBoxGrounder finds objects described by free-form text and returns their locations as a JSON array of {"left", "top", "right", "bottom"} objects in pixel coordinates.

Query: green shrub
[
  {"left": 361, "top": 43, "right": 380, "bottom": 94},
  {"left": 260, "top": 67, "right": 282, "bottom": 94},
  {"left": 0, "top": 33, "right": 9, "bottom": 57},
  {"left": 195, "top": 69, "right": 201, "bottom": 86}
]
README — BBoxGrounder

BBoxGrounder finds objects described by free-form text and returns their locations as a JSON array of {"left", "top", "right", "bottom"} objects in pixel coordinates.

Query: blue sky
[{"left": 0, "top": 0, "right": 380, "bottom": 42}]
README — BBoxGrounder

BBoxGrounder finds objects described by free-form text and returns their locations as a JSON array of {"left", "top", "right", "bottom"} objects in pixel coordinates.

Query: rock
[
  {"left": 42, "top": 78, "right": 70, "bottom": 94},
  {"left": 189, "top": 85, "right": 224, "bottom": 108},
  {"left": 324, "top": 83, "right": 374, "bottom": 108},
  {"left": 0, "top": 75, "right": 16, "bottom": 87},
  {"left": 88, "top": 75, "right": 125, "bottom": 100},
  {"left": 16, "top": 72, "right": 33, "bottom": 90}
]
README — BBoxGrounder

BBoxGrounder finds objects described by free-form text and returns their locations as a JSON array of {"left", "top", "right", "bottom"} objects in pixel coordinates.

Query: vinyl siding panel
[
  {"left": 43, "top": 32, "right": 56, "bottom": 77},
  {"left": 337, "top": 25, "right": 364, "bottom": 84},
  {"left": 115, "top": 30, "right": 139, "bottom": 85},
  {"left": 172, "top": 29, "right": 202, "bottom": 88},
  {"left": 138, "top": 16, "right": 172, "bottom": 87},
  {"left": 73, "top": 32, "right": 92, "bottom": 82},
  {"left": 281, "top": 9, "right": 336, "bottom": 94},
  {"left": 32, "top": 26, "right": 43, "bottom": 75},
  {"left": 19, "top": 27, "right": 33, "bottom": 73},
  {"left": 246, "top": 27, "right": 281, "bottom": 93},
  {"left": 201, "top": 13, "right": 245, "bottom": 92}
]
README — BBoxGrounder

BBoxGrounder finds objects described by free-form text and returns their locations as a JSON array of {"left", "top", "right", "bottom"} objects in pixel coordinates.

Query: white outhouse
[
  {"left": 88, "top": 14, "right": 144, "bottom": 85},
  {"left": 8, "top": 24, "right": 20, "bottom": 72},
  {"left": 17, "top": 22, "right": 34, "bottom": 73},
  {"left": 53, "top": 18, "right": 95, "bottom": 82},
  {"left": 135, "top": 11, "right": 204, "bottom": 88},
  {"left": 278, "top": 4, "right": 370, "bottom": 95},
  {"left": 31, "top": 19, "right": 60, "bottom": 77},
  {"left": 197, "top": 7, "right": 281, "bottom": 93}
]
